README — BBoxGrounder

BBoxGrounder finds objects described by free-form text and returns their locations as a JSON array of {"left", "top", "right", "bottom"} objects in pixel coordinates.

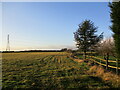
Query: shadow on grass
[{"left": 39, "top": 75, "right": 110, "bottom": 89}]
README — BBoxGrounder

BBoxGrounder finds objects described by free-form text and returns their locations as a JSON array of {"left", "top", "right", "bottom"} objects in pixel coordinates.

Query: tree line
[{"left": 73, "top": 2, "right": 120, "bottom": 74}]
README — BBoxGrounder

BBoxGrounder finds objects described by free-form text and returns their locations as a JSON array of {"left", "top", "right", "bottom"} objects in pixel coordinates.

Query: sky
[{"left": 1, "top": 2, "right": 113, "bottom": 51}]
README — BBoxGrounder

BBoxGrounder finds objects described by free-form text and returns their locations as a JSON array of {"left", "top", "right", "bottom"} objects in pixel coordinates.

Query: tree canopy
[
  {"left": 109, "top": 2, "right": 120, "bottom": 59},
  {"left": 74, "top": 20, "right": 103, "bottom": 59}
]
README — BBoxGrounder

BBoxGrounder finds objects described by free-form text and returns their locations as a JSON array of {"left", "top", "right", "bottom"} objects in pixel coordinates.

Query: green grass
[
  {"left": 96, "top": 56, "right": 117, "bottom": 61},
  {"left": 77, "top": 54, "right": 120, "bottom": 67},
  {"left": 2, "top": 52, "right": 111, "bottom": 89},
  {"left": 76, "top": 55, "right": 83, "bottom": 59},
  {"left": 92, "top": 56, "right": 120, "bottom": 67}
]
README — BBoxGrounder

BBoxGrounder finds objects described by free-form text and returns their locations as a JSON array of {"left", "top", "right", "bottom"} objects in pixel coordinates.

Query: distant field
[{"left": 2, "top": 52, "right": 112, "bottom": 89}]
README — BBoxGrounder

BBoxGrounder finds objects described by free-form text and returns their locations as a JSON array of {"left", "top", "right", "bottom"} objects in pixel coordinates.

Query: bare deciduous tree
[{"left": 95, "top": 38, "right": 115, "bottom": 69}]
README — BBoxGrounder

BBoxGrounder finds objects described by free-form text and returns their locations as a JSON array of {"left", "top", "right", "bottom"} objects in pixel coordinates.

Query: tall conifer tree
[
  {"left": 74, "top": 20, "right": 103, "bottom": 59},
  {"left": 109, "top": 2, "right": 120, "bottom": 59},
  {"left": 109, "top": 1, "right": 120, "bottom": 74}
]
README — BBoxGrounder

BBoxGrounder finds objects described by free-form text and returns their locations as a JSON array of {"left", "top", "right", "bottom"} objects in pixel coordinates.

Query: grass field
[{"left": 2, "top": 52, "right": 115, "bottom": 89}]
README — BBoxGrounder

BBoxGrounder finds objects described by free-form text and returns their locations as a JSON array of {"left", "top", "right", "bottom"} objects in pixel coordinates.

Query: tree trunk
[
  {"left": 116, "top": 59, "right": 118, "bottom": 75},
  {"left": 106, "top": 53, "right": 109, "bottom": 70},
  {"left": 84, "top": 51, "right": 86, "bottom": 59}
]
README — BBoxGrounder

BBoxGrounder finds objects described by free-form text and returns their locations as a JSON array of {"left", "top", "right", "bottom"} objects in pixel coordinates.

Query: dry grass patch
[
  {"left": 88, "top": 65, "right": 120, "bottom": 88},
  {"left": 73, "top": 59, "right": 84, "bottom": 63}
]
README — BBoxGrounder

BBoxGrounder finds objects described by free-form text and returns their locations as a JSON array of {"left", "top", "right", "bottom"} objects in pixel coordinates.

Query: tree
[
  {"left": 74, "top": 20, "right": 103, "bottom": 59},
  {"left": 109, "top": 2, "right": 120, "bottom": 74},
  {"left": 95, "top": 38, "right": 115, "bottom": 69},
  {"left": 109, "top": 2, "right": 120, "bottom": 59},
  {"left": 61, "top": 48, "right": 67, "bottom": 52}
]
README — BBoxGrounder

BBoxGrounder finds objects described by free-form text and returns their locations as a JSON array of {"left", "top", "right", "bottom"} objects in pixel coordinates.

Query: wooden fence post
[
  {"left": 106, "top": 58, "right": 108, "bottom": 70},
  {"left": 116, "top": 59, "right": 118, "bottom": 75},
  {"left": 105, "top": 53, "right": 109, "bottom": 70},
  {"left": 100, "top": 57, "right": 102, "bottom": 66}
]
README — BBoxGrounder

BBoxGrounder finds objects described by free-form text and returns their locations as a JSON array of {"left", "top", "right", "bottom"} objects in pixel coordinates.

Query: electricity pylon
[{"left": 6, "top": 34, "right": 10, "bottom": 51}]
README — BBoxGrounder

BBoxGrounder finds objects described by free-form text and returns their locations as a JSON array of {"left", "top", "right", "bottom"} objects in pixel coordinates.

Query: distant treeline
[
  {"left": 1, "top": 48, "right": 77, "bottom": 53},
  {"left": 1, "top": 50, "right": 65, "bottom": 53}
]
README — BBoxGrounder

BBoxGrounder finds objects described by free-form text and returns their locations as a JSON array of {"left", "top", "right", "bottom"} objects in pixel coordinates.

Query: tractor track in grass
[{"left": 2, "top": 52, "right": 113, "bottom": 89}]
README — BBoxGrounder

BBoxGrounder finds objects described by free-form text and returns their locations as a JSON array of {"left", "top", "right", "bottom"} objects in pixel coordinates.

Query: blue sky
[{"left": 1, "top": 2, "right": 113, "bottom": 51}]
